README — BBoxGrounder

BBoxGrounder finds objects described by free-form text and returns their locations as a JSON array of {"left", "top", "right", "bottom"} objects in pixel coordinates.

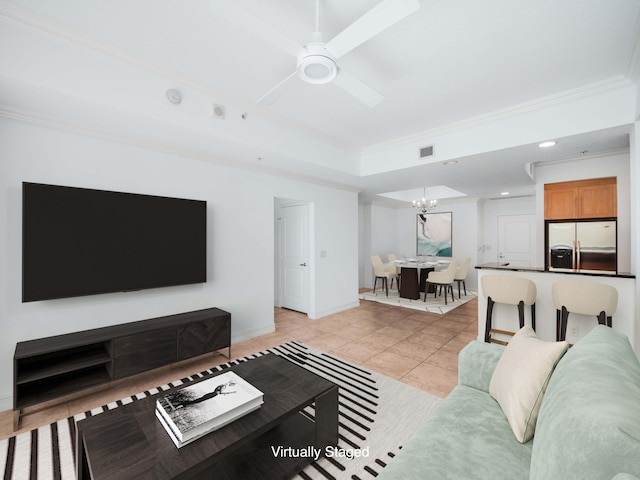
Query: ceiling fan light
[
  {"left": 304, "top": 61, "right": 331, "bottom": 79},
  {"left": 297, "top": 44, "right": 337, "bottom": 84},
  {"left": 297, "top": 55, "right": 337, "bottom": 84}
]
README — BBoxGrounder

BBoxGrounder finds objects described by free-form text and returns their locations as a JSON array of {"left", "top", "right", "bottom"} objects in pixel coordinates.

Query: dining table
[{"left": 394, "top": 259, "right": 451, "bottom": 300}]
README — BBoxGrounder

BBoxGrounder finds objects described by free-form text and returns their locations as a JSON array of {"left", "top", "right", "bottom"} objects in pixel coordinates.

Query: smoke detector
[
  {"left": 212, "top": 104, "right": 225, "bottom": 119},
  {"left": 166, "top": 88, "right": 182, "bottom": 105}
]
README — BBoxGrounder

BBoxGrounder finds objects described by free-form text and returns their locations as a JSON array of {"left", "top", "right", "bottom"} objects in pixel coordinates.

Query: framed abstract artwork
[{"left": 417, "top": 212, "right": 452, "bottom": 256}]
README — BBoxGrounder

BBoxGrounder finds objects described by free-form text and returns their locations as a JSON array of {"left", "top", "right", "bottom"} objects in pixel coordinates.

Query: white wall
[
  {"left": 360, "top": 203, "right": 399, "bottom": 288},
  {"left": 631, "top": 117, "right": 640, "bottom": 352},
  {"left": 534, "top": 152, "right": 631, "bottom": 271},
  {"left": 358, "top": 203, "right": 371, "bottom": 289},
  {"left": 0, "top": 116, "right": 359, "bottom": 411},
  {"left": 311, "top": 193, "right": 360, "bottom": 318},
  {"left": 480, "top": 196, "right": 537, "bottom": 264},
  {"left": 372, "top": 204, "right": 398, "bottom": 259}
]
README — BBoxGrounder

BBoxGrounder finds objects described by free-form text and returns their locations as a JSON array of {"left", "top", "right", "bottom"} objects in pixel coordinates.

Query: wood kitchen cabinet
[{"left": 544, "top": 177, "right": 617, "bottom": 220}]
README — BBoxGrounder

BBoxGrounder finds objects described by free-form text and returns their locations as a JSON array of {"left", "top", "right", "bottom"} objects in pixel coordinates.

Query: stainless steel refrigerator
[{"left": 546, "top": 220, "right": 617, "bottom": 273}]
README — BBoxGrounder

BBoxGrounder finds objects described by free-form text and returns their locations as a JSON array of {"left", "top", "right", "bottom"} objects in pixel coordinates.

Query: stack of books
[{"left": 156, "top": 370, "right": 264, "bottom": 448}]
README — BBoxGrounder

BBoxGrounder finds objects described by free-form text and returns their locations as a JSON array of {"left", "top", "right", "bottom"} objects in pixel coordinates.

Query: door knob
[{"left": 299, "top": 262, "right": 307, "bottom": 267}]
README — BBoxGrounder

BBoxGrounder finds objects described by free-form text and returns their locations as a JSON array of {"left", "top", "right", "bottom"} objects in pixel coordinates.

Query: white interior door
[
  {"left": 497, "top": 214, "right": 536, "bottom": 267},
  {"left": 279, "top": 204, "right": 310, "bottom": 313}
]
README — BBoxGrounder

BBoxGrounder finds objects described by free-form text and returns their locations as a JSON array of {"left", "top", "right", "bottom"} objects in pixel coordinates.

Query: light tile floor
[{"left": 0, "top": 296, "right": 478, "bottom": 441}]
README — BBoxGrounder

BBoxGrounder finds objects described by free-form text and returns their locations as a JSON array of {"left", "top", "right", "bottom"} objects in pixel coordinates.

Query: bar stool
[
  {"left": 552, "top": 280, "right": 617, "bottom": 341},
  {"left": 481, "top": 275, "right": 536, "bottom": 344}
]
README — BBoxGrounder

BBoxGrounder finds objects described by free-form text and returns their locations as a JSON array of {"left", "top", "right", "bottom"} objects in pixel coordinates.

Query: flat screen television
[{"left": 22, "top": 182, "right": 207, "bottom": 302}]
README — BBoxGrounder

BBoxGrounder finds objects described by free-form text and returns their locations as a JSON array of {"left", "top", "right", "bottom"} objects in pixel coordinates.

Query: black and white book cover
[{"left": 156, "top": 370, "right": 263, "bottom": 446}]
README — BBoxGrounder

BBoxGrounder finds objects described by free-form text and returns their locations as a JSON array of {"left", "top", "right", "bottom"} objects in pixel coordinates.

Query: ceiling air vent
[{"left": 419, "top": 145, "right": 434, "bottom": 158}]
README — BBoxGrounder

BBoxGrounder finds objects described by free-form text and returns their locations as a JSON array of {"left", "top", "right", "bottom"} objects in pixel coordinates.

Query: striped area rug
[{"left": 0, "top": 341, "right": 442, "bottom": 480}]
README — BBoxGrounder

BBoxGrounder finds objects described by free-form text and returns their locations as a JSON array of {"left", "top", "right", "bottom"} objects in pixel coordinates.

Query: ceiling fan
[{"left": 210, "top": 0, "right": 420, "bottom": 107}]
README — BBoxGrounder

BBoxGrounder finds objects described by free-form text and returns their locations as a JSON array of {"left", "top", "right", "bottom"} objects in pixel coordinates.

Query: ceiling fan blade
[
  {"left": 256, "top": 70, "right": 298, "bottom": 104},
  {"left": 326, "top": 0, "right": 420, "bottom": 59},
  {"left": 209, "top": 0, "right": 302, "bottom": 57},
  {"left": 333, "top": 70, "right": 385, "bottom": 107}
]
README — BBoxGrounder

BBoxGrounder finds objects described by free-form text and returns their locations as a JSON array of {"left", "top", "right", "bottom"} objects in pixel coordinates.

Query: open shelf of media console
[{"left": 13, "top": 307, "right": 231, "bottom": 430}]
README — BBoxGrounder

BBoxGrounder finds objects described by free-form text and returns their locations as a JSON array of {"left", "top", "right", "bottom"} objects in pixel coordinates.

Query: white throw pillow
[{"left": 489, "top": 326, "right": 568, "bottom": 443}]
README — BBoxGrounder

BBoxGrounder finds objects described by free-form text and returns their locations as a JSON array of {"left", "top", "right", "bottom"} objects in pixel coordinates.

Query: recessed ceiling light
[
  {"left": 443, "top": 160, "right": 458, "bottom": 165},
  {"left": 501, "top": 192, "right": 510, "bottom": 196},
  {"left": 538, "top": 141, "right": 557, "bottom": 148}
]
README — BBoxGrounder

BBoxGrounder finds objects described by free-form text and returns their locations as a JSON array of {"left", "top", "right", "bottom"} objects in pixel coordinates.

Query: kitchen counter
[
  {"left": 474, "top": 265, "right": 637, "bottom": 353},
  {"left": 476, "top": 262, "right": 635, "bottom": 279}
]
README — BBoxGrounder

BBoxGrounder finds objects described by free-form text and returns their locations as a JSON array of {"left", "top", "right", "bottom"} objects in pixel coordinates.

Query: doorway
[
  {"left": 497, "top": 214, "right": 536, "bottom": 267},
  {"left": 275, "top": 200, "right": 311, "bottom": 314}
]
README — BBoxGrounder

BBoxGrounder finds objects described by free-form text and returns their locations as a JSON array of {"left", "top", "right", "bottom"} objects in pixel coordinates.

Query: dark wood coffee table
[{"left": 75, "top": 353, "right": 339, "bottom": 479}]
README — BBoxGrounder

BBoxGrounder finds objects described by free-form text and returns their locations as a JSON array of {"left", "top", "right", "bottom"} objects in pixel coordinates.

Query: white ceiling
[{"left": 1, "top": 0, "right": 638, "bottom": 203}]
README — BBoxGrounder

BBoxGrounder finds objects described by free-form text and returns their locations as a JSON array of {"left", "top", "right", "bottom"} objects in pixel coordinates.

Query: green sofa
[{"left": 378, "top": 326, "right": 640, "bottom": 480}]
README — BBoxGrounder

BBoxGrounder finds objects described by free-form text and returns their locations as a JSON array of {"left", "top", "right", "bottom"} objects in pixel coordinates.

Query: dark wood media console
[{"left": 13, "top": 307, "right": 231, "bottom": 430}]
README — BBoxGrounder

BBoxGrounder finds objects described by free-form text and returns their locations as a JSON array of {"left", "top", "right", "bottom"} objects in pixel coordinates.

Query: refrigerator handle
[{"left": 576, "top": 240, "right": 581, "bottom": 269}]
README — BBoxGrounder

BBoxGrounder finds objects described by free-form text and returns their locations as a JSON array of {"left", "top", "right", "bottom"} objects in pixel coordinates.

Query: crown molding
[
  {"left": 534, "top": 146, "right": 630, "bottom": 167},
  {"left": 485, "top": 194, "right": 535, "bottom": 201},
  {"left": 362, "top": 77, "right": 634, "bottom": 155},
  {"left": 417, "top": 196, "right": 481, "bottom": 207},
  {"left": 0, "top": 105, "right": 362, "bottom": 193},
  {"left": 0, "top": 0, "right": 359, "bottom": 155},
  {"left": 360, "top": 195, "right": 481, "bottom": 208}
]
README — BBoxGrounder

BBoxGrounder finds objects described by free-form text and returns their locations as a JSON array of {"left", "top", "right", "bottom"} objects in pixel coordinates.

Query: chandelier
[{"left": 413, "top": 188, "right": 438, "bottom": 213}]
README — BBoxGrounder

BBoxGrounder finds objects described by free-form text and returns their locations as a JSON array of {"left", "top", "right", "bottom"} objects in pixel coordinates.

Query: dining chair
[
  {"left": 387, "top": 253, "right": 402, "bottom": 279},
  {"left": 454, "top": 257, "right": 471, "bottom": 297},
  {"left": 371, "top": 255, "right": 398, "bottom": 297},
  {"left": 423, "top": 260, "right": 458, "bottom": 305}
]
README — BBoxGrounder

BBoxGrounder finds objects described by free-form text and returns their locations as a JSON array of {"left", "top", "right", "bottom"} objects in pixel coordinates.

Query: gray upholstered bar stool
[
  {"left": 552, "top": 280, "right": 618, "bottom": 341},
  {"left": 481, "top": 275, "right": 537, "bottom": 344}
]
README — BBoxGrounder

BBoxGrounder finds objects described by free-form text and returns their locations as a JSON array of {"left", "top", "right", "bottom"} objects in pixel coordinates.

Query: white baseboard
[
  {"left": 308, "top": 301, "right": 360, "bottom": 320},
  {"left": 0, "top": 393, "right": 12, "bottom": 414},
  {"left": 231, "top": 324, "right": 275, "bottom": 344}
]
